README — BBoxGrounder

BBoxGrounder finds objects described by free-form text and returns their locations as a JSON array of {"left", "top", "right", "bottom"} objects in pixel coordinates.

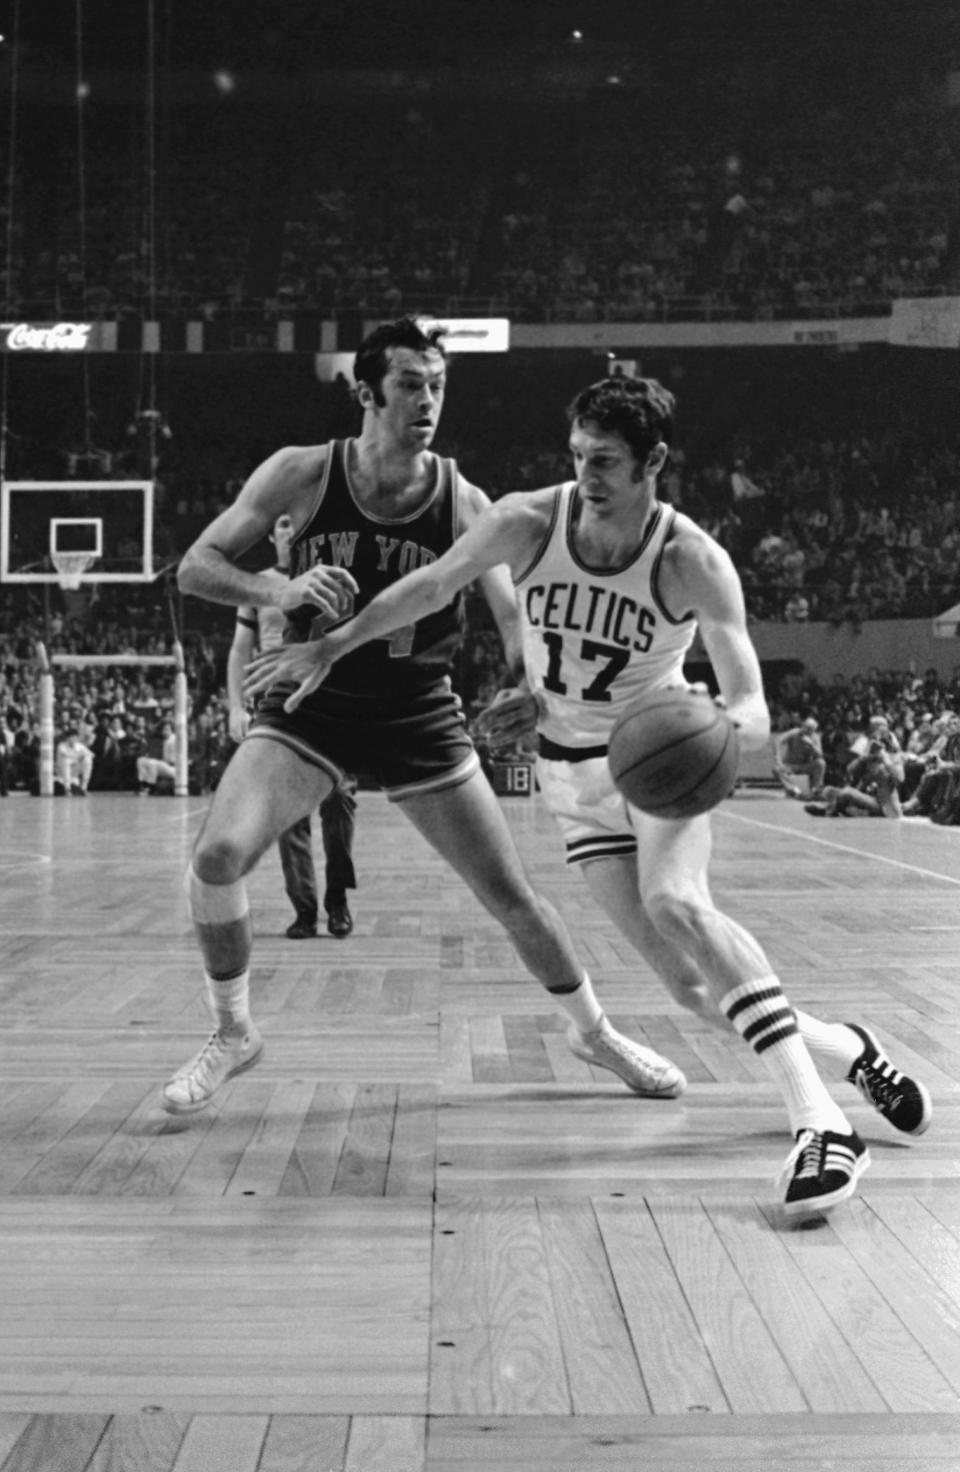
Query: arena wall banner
[
  {"left": 411, "top": 317, "right": 510, "bottom": 352},
  {"left": 510, "top": 317, "right": 891, "bottom": 351},
  {"left": 889, "top": 296, "right": 960, "bottom": 349},
  {"left": 0, "top": 321, "right": 118, "bottom": 352},
  {"left": 7, "top": 310, "right": 956, "bottom": 354}
]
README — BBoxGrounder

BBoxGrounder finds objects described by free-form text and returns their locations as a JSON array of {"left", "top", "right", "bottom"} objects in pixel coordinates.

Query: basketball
[{"left": 607, "top": 688, "right": 740, "bottom": 819}]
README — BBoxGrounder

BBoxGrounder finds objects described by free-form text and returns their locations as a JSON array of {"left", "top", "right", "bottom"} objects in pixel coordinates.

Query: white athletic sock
[
  {"left": 206, "top": 967, "right": 251, "bottom": 1032},
  {"left": 794, "top": 1012, "right": 864, "bottom": 1076},
  {"left": 721, "top": 977, "right": 849, "bottom": 1136},
  {"left": 548, "top": 972, "right": 605, "bottom": 1034}
]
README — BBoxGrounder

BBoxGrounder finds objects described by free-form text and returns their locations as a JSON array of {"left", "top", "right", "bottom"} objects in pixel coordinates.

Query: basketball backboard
[{"left": 0, "top": 480, "right": 155, "bottom": 584}]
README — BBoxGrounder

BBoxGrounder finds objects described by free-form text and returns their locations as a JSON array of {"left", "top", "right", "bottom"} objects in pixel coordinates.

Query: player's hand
[
  {"left": 243, "top": 639, "right": 335, "bottom": 713},
  {"left": 228, "top": 707, "right": 250, "bottom": 744},
  {"left": 475, "top": 687, "right": 539, "bottom": 752},
  {"left": 278, "top": 565, "right": 358, "bottom": 620}
]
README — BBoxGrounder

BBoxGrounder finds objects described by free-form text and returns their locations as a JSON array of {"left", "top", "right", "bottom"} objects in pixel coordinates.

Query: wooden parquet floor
[{"left": 1, "top": 789, "right": 959, "bottom": 1469}]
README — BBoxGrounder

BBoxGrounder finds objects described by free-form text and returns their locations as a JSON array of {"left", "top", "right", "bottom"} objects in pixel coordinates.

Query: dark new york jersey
[{"left": 285, "top": 439, "right": 465, "bottom": 699}]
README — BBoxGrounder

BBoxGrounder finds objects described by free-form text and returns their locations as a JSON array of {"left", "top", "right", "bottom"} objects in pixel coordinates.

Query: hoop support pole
[
  {"left": 172, "top": 641, "right": 189, "bottom": 795},
  {"left": 37, "top": 642, "right": 55, "bottom": 796}
]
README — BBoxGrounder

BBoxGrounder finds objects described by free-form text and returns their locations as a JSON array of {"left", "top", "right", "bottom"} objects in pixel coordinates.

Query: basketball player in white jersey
[
  {"left": 227, "top": 513, "right": 358, "bottom": 939},
  {"left": 247, "top": 374, "right": 932, "bottom": 1218},
  {"left": 163, "top": 321, "right": 685, "bottom": 1118}
]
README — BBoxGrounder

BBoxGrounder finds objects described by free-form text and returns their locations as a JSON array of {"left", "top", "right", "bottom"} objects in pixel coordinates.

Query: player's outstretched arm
[{"left": 456, "top": 483, "right": 527, "bottom": 683}]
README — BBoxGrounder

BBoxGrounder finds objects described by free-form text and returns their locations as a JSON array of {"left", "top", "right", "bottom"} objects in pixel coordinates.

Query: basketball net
[{"left": 51, "top": 550, "right": 95, "bottom": 591}]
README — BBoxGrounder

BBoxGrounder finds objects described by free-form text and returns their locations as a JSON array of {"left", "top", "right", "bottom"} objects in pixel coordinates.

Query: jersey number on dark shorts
[
  {"left": 310, "top": 593, "right": 416, "bottom": 657},
  {"left": 541, "top": 631, "right": 630, "bottom": 702}
]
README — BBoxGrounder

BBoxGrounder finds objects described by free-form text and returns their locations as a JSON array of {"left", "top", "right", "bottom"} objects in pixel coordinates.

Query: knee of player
[
  {"left": 192, "top": 833, "right": 248, "bottom": 885},
  {"left": 645, "top": 888, "right": 712, "bottom": 949},
  {"left": 184, "top": 858, "right": 249, "bottom": 926},
  {"left": 673, "top": 976, "right": 714, "bottom": 1017}
]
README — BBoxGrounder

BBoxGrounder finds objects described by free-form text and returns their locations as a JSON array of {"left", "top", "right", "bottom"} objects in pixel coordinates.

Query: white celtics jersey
[{"left": 515, "top": 483, "right": 697, "bottom": 748}]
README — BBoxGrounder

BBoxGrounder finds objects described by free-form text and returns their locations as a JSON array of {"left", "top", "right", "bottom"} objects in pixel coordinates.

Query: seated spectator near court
[
  {"left": 89, "top": 714, "right": 127, "bottom": 790},
  {"left": 137, "top": 719, "right": 177, "bottom": 794},
  {"left": 15, "top": 727, "right": 38, "bottom": 791},
  {"left": 0, "top": 712, "right": 12, "bottom": 795},
  {"left": 56, "top": 728, "right": 93, "bottom": 796},
  {"left": 773, "top": 715, "right": 826, "bottom": 798},
  {"left": 902, "top": 712, "right": 938, "bottom": 800},
  {"left": 806, "top": 737, "right": 904, "bottom": 819},
  {"left": 902, "top": 713, "right": 960, "bottom": 818}
]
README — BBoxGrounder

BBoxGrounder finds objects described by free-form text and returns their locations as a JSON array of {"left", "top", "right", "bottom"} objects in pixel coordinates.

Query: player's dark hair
[
  {"left": 353, "top": 316, "right": 448, "bottom": 407},
  {"left": 567, "top": 376, "right": 675, "bottom": 464}
]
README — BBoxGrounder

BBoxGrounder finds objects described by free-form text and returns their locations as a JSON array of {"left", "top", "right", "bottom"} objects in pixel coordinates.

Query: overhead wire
[
  {"left": 0, "top": 0, "right": 21, "bottom": 481},
  {"left": 75, "top": 0, "right": 95, "bottom": 455},
  {"left": 136, "top": 0, "right": 159, "bottom": 473}
]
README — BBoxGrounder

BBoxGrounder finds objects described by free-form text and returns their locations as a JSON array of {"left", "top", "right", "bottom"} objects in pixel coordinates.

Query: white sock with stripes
[
  {"left": 794, "top": 1012, "right": 864, "bottom": 1076},
  {"left": 721, "top": 977, "right": 850, "bottom": 1136}
]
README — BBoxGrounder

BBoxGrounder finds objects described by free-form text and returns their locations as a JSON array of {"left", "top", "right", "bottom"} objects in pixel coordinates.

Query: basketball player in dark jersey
[
  {"left": 162, "top": 319, "right": 684, "bottom": 1114},
  {"left": 227, "top": 514, "right": 357, "bottom": 939},
  {"left": 246, "top": 373, "right": 932, "bottom": 1218}
]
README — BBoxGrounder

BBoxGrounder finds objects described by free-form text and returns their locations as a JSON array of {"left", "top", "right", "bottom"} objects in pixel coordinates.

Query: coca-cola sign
[{"left": 0, "top": 322, "right": 94, "bottom": 351}]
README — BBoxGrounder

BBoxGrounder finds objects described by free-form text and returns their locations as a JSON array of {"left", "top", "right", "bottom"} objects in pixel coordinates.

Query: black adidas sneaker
[
  {"left": 846, "top": 1024, "right": 932, "bottom": 1135},
  {"left": 782, "top": 1128, "right": 871, "bottom": 1217}
]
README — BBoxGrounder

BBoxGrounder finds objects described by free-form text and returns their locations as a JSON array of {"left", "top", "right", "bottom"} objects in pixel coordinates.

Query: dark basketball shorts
[{"left": 248, "top": 679, "right": 479, "bottom": 802}]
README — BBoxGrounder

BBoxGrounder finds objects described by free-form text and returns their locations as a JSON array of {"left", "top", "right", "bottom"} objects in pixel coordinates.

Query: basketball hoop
[{"left": 51, "top": 550, "right": 95, "bottom": 591}]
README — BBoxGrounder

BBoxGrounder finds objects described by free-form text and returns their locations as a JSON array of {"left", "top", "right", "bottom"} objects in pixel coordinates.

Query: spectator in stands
[
  {"left": 130, "top": 681, "right": 161, "bottom": 725},
  {"left": 783, "top": 591, "right": 810, "bottom": 622},
  {"left": 189, "top": 705, "right": 233, "bottom": 794},
  {"left": 69, "top": 702, "right": 96, "bottom": 747}
]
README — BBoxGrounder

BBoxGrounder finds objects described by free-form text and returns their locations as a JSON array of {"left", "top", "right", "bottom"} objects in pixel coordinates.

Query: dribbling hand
[
  {"left": 243, "top": 639, "right": 335, "bottom": 713},
  {"left": 475, "top": 687, "right": 540, "bottom": 751}
]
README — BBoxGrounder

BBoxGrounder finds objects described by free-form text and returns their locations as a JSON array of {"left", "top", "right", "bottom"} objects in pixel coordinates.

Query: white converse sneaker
[
  {"left": 567, "top": 1020, "right": 686, "bottom": 1097},
  {"left": 161, "top": 1025, "right": 263, "bottom": 1115}
]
